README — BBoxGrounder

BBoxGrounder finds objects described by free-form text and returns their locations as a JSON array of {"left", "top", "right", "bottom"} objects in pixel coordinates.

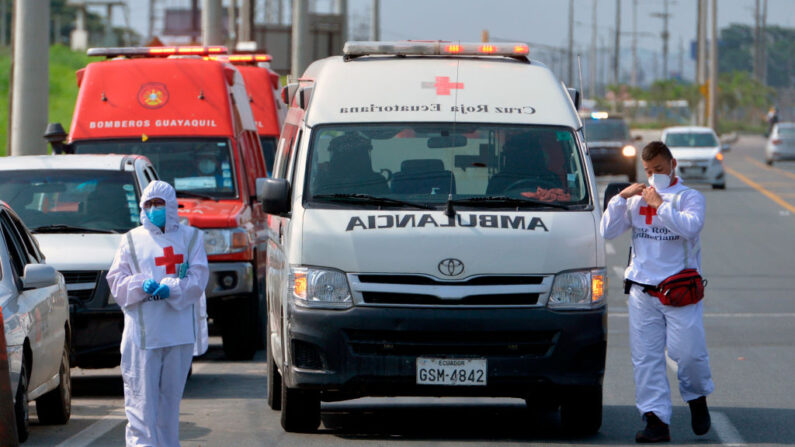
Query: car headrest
[{"left": 400, "top": 159, "right": 445, "bottom": 173}]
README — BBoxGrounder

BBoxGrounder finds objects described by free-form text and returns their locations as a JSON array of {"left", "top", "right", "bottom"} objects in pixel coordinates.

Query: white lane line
[
  {"left": 609, "top": 312, "right": 795, "bottom": 318},
  {"left": 606, "top": 242, "right": 616, "bottom": 255},
  {"left": 55, "top": 409, "right": 127, "bottom": 447},
  {"left": 711, "top": 411, "right": 746, "bottom": 446}
]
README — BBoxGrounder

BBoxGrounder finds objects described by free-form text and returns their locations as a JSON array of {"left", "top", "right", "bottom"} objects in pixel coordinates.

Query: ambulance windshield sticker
[{"left": 138, "top": 82, "right": 170, "bottom": 109}]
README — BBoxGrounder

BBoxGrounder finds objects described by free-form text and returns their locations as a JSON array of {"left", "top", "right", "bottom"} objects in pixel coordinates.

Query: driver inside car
[{"left": 486, "top": 132, "right": 562, "bottom": 195}]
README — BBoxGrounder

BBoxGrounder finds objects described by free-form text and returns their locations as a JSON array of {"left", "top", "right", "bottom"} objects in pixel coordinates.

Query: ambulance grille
[
  {"left": 344, "top": 330, "right": 559, "bottom": 357},
  {"left": 356, "top": 275, "right": 544, "bottom": 286},
  {"left": 63, "top": 271, "right": 100, "bottom": 284},
  {"left": 63, "top": 270, "right": 101, "bottom": 302},
  {"left": 361, "top": 292, "right": 539, "bottom": 306}
]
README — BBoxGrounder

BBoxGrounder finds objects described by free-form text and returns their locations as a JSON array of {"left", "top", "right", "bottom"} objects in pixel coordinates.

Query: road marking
[
  {"left": 606, "top": 242, "right": 616, "bottom": 254},
  {"left": 54, "top": 409, "right": 127, "bottom": 447},
  {"left": 745, "top": 156, "right": 795, "bottom": 181},
  {"left": 712, "top": 411, "right": 746, "bottom": 446},
  {"left": 725, "top": 166, "right": 795, "bottom": 214},
  {"left": 609, "top": 312, "right": 795, "bottom": 318}
]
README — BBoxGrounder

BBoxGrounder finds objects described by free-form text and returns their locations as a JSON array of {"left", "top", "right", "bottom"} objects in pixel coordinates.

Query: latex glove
[
  {"left": 178, "top": 262, "right": 189, "bottom": 279},
  {"left": 143, "top": 279, "right": 159, "bottom": 295},
  {"left": 153, "top": 284, "right": 170, "bottom": 299}
]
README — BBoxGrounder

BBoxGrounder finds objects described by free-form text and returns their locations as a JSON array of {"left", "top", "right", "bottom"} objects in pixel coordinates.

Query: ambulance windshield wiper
[
  {"left": 448, "top": 196, "right": 571, "bottom": 210},
  {"left": 313, "top": 194, "right": 434, "bottom": 210},
  {"left": 32, "top": 224, "right": 119, "bottom": 234},
  {"left": 176, "top": 191, "right": 218, "bottom": 201}
]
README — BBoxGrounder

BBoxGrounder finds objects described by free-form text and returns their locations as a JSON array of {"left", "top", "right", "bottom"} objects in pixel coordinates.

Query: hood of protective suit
[{"left": 139, "top": 180, "right": 180, "bottom": 233}]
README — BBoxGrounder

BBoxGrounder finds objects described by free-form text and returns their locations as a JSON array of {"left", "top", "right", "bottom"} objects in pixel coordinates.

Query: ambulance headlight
[
  {"left": 289, "top": 267, "right": 352, "bottom": 309},
  {"left": 203, "top": 228, "right": 249, "bottom": 255},
  {"left": 548, "top": 268, "right": 606, "bottom": 309}
]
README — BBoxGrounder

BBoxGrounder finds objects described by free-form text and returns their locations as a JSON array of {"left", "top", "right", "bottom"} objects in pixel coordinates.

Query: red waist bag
[{"left": 645, "top": 269, "right": 706, "bottom": 307}]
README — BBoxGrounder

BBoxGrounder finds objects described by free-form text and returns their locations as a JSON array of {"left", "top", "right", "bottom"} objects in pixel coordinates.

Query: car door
[{"left": 0, "top": 210, "right": 63, "bottom": 390}]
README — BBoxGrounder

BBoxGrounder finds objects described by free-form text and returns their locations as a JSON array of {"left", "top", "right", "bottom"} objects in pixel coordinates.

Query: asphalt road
[{"left": 22, "top": 134, "right": 795, "bottom": 446}]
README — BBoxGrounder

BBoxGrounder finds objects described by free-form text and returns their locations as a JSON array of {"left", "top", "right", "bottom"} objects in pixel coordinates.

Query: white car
[
  {"left": 0, "top": 155, "right": 157, "bottom": 370},
  {"left": 765, "top": 122, "right": 795, "bottom": 165},
  {"left": 661, "top": 126, "right": 727, "bottom": 189},
  {"left": 1, "top": 201, "right": 71, "bottom": 442}
]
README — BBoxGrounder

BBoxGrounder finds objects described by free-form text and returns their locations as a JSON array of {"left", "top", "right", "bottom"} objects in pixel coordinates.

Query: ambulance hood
[
  {"left": 300, "top": 209, "right": 598, "bottom": 276},
  {"left": 35, "top": 233, "right": 121, "bottom": 270}
]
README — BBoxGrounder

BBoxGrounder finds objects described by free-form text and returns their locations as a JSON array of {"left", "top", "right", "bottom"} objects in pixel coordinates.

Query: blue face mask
[{"left": 146, "top": 206, "right": 167, "bottom": 228}]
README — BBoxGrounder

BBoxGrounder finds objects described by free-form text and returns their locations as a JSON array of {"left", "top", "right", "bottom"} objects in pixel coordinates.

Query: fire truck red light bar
[{"left": 87, "top": 46, "right": 229, "bottom": 58}]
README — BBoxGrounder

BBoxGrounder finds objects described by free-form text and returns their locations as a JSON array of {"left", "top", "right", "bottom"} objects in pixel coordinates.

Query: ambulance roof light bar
[
  {"left": 343, "top": 41, "right": 530, "bottom": 62},
  {"left": 87, "top": 46, "right": 228, "bottom": 58}
]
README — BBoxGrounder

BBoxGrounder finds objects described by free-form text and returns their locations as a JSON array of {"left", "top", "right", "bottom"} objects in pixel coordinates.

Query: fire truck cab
[{"left": 48, "top": 46, "right": 270, "bottom": 360}]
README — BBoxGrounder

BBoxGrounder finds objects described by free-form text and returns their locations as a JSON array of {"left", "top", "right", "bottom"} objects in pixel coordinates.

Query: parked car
[
  {"left": 582, "top": 112, "right": 640, "bottom": 182},
  {"left": 1, "top": 201, "right": 71, "bottom": 442},
  {"left": 661, "top": 126, "right": 727, "bottom": 189},
  {"left": 765, "top": 122, "right": 795, "bottom": 165},
  {"left": 0, "top": 154, "right": 157, "bottom": 369}
]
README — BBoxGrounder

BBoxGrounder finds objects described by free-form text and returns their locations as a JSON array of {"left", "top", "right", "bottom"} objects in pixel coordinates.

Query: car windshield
[
  {"left": 260, "top": 136, "right": 277, "bottom": 176},
  {"left": 664, "top": 132, "right": 718, "bottom": 147},
  {"left": 74, "top": 138, "right": 237, "bottom": 199},
  {"left": 305, "top": 123, "right": 590, "bottom": 208},
  {"left": 0, "top": 170, "right": 140, "bottom": 232},
  {"left": 583, "top": 119, "right": 629, "bottom": 141}
]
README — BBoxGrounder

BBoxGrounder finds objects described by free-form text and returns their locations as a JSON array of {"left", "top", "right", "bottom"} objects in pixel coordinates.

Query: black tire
[
  {"left": 280, "top": 385, "right": 320, "bottom": 433},
  {"left": 221, "top": 296, "right": 258, "bottom": 360},
  {"left": 766, "top": 159, "right": 773, "bottom": 166},
  {"left": 712, "top": 183, "right": 726, "bottom": 190},
  {"left": 560, "top": 385, "right": 602, "bottom": 436},
  {"left": 266, "top": 340, "right": 282, "bottom": 411},
  {"left": 36, "top": 342, "right": 72, "bottom": 425},
  {"left": 14, "top": 359, "right": 29, "bottom": 443}
]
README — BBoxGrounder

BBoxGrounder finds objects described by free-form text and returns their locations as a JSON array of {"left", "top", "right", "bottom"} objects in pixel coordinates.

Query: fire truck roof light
[
  {"left": 225, "top": 54, "right": 273, "bottom": 64},
  {"left": 344, "top": 41, "right": 530, "bottom": 61},
  {"left": 87, "top": 46, "right": 229, "bottom": 58}
]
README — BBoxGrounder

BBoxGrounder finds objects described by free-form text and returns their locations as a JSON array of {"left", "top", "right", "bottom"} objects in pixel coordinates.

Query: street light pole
[
  {"left": 202, "top": 0, "right": 223, "bottom": 45},
  {"left": 613, "top": 0, "right": 621, "bottom": 85},
  {"left": 291, "top": 0, "right": 309, "bottom": 78},
  {"left": 590, "top": 0, "right": 597, "bottom": 97},
  {"left": 708, "top": 0, "right": 717, "bottom": 129}
]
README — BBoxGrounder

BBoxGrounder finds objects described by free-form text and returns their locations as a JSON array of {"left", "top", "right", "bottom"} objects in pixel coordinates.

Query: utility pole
[
  {"left": 191, "top": 0, "right": 200, "bottom": 43},
  {"left": 651, "top": 0, "right": 671, "bottom": 79},
  {"left": 760, "top": 0, "right": 768, "bottom": 84},
  {"left": 239, "top": 0, "right": 254, "bottom": 42},
  {"left": 697, "top": 0, "right": 707, "bottom": 125},
  {"left": 370, "top": 0, "right": 379, "bottom": 41},
  {"left": 568, "top": 0, "right": 574, "bottom": 86},
  {"left": 708, "top": 0, "right": 717, "bottom": 129},
  {"left": 335, "top": 0, "right": 347, "bottom": 44},
  {"left": 10, "top": 0, "right": 50, "bottom": 156},
  {"left": 753, "top": 0, "right": 761, "bottom": 82},
  {"left": 148, "top": 0, "right": 156, "bottom": 41},
  {"left": 613, "top": 0, "right": 621, "bottom": 86},
  {"left": 291, "top": 0, "right": 309, "bottom": 77},
  {"left": 202, "top": 0, "right": 223, "bottom": 45},
  {"left": 228, "top": 0, "right": 237, "bottom": 46},
  {"left": 631, "top": 0, "right": 638, "bottom": 87},
  {"left": 590, "top": 0, "right": 597, "bottom": 98}
]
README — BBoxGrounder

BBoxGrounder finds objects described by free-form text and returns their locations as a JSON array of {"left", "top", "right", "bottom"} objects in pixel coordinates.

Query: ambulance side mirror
[
  {"left": 261, "top": 178, "right": 291, "bottom": 216},
  {"left": 567, "top": 88, "right": 581, "bottom": 111},
  {"left": 603, "top": 182, "right": 631, "bottom": 211},
  {"left": 281, "top": 83, "right": 299, "bottom": 106}
]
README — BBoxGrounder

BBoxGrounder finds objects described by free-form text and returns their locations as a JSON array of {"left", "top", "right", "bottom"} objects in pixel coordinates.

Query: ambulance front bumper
[
  {"left": 282, "top": 305, "right": 606, "bottom": 400},
  {"left": 205, "top": 262, "right": 254, "bottom": 298}
]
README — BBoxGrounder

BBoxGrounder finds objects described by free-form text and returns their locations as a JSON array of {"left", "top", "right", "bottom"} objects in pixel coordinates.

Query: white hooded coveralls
[
  {"left": 600, "top": 179, "right": 714, "bottom": 425},
  {"left": 107, "top": 181, "right": 209, "bottom": 447}
]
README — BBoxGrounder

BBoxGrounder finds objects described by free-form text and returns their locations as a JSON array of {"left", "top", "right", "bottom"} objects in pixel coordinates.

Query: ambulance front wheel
[
  {"left": 220, "top": 296, "right": 258, "bottom": 361},
  {"left": 266, "top": 337, "right": 282, "bottom": 411},
  {"left": 280, "top": 385, "right": 320, "bottom": 433},
  {"left": 560, "top": 385, "right": 602, "bottom": 436}
]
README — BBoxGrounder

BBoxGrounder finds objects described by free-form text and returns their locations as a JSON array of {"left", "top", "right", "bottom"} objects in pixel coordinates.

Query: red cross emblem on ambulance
[
  {"left": 155, "top": 246, "right": 183, "bottom": 275},
  {"left": 421, "top": 76, "right": 464, "bottom": 95}
]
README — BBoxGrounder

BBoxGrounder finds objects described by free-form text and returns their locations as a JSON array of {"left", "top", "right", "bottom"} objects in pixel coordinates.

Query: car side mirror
[
  {"left": 298, "top": 86, "right": 314, "bottom": 110},
  {"left": 721, "top": 143, "right": 731, "bottom": 152},
  {"left": 22, "top": 264, "right": 58, "bottom": 290},
  {"left": 281, "top": 82, "right": 298, "bottom": 106},
  {"left": 603, "top": 182, "right": 632, "bottom": 211},
  {"left": 44, "top": 122, "right": 73, "bottom": 154},
  {"left": 261, "top": 178, "right": 291, "bottom": 216}
]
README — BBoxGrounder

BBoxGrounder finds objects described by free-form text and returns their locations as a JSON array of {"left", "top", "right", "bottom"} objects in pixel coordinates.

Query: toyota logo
[{"left": 438, "top": 258, "right": 465, "bottom": 277}]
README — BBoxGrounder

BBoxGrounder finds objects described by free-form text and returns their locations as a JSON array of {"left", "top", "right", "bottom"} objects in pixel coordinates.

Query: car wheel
[
  {"left": 280, "top": 385, "right": 320, "bottom": 433},
  {"left": 560, "top": 385, "right": 602, "bottom": 436},
  {"left": 220, "top": 296, "right": 258, "bottom": 361},
  {"left": 266, "top": 338, "right": 282, "bottom": 411},
  {"left": 36, "top": 341, "right": 72, "bottom": 424},
  {"left": 14, "top": 358, "right": 29, "bottom": 442},
  {"left": 766, "top": 159, "right": 773, "bottom": 166},
  {"left": 712, "top": 183, "right": 726, "bottom": 190}
]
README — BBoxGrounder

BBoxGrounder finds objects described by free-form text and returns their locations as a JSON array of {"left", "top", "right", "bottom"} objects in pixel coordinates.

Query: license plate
[{"left": 416, "top": 358, "right": 487, "bottom": 386}]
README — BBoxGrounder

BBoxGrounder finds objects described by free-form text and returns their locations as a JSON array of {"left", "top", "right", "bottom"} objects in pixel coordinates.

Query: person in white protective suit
[
  {"left": 107, "top": 180, "right": 209, "bottom": 447},
  {"left": 600, "top": 141, "right": 714, "bottom": 443}
]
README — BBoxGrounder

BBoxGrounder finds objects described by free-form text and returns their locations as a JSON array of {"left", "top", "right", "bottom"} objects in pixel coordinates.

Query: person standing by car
[
  {"left": 600, "top": 141, "right": 714, "bottom": 443},
  {"left": 767, "top": 106, "right": 779, "bottom": 136},
  {"left": 107, "top": 180, "right": 208, "bottom": 447}
]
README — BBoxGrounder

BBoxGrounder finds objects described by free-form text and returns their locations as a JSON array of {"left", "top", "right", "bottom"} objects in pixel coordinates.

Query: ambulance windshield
[
  {"left": 306, "top": 124, "right": 589, "bottom": 208},
  {"left": 74, "top": 138, "right": 237, "bottom": 199},
  {"left": 0, "top": 170, "right": 140, "bottom": 233}
]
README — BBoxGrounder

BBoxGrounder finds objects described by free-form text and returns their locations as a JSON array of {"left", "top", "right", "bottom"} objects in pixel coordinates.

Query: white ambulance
[{"left": 262, "top": 41, "right": 607, "bottom": 434}]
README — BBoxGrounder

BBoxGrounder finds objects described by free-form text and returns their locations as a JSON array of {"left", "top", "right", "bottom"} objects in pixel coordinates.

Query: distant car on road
[
  {"left": 765, "top": 122, "right": 795, "bottom": 166},
  {"left": 582, "top": 112, "right": 640, "bottom": 182},
  {"left": 1, "top": 201, "right": 71, "bottom": 442},
  {"left": 661, "top": 126, "right": 727, "bottom": 190},
  {"left": 0, "top": 154, "right": 157, "bottom": 370}
]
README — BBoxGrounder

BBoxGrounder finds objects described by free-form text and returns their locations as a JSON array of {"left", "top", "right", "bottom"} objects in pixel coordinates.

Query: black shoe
[
  {"left": 635, "top": 412, "right": 671, "bottom": 443},
  {"left": 688, "top": 396, "right": 711, "bottom": 435}
]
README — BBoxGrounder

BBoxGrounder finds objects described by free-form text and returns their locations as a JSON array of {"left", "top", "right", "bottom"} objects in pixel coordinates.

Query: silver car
[
  {"left": 661, "top": 126, "right": 728, "bottom": 190},
  {"left": 1, "top": 202, "right": 71, "bottom": 442},
  {"left": 765, "top": 123, "right": 795, "bottom": 165}
]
